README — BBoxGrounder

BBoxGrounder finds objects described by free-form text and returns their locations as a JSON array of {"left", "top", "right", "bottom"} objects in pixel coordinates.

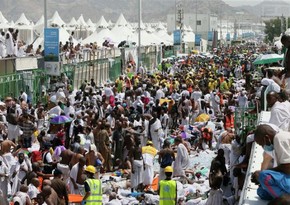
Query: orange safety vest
[{"left": 225, "top": 115, "right": 234, "bottom": 129}]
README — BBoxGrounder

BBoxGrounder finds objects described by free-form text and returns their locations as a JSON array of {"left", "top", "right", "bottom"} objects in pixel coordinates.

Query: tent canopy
[
  {"left": 67, "top": 17, "right": 78, "bottom": 27},
  {"left": 82, "top": 28, "right": 117, "bottom": 45},
  {"left": 96, "top": 16, "right": 108, "bottom": 28},
  {"left": 0, "top": 11, "right": 8, "bottom": 24},
  {"left": 115, "top": 14, "right": 128, "bottom": 27},
  {"left": 49, "top": 11, "right": 66, "bottom": 27},
  {"left": 87, "top": 19, "right": 95, "bottom": 28},
  {"left": 77, "top": 14, "right": 88, "bottom": 28},
  {"left": 111, "top": 25, "right": 134, "bottom": 44},
  {"left": 15, "top": 13, "right": 31, "bottom": 25}
]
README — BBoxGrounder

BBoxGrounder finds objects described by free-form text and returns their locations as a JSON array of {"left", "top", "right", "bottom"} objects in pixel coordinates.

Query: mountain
[
  {"left": 236, "top": 0, "right": 290, "bottom": 18},
  {"left": 0, "top": 0, "right": 258, "bottom": 23}
]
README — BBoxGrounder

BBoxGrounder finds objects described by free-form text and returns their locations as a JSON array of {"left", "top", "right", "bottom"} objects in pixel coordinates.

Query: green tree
[{"left": 264, "top": 17, "right": 286, "bottom": 43}]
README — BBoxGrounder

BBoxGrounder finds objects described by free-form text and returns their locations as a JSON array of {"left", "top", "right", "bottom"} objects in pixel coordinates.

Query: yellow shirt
[{"left": 142, "top": 146, "right": 157, "bottom": 156}]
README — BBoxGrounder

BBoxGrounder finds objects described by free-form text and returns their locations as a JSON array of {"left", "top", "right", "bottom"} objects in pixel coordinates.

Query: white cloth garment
[
  {"left": 149, "top": 119, "right": 163, "bottom": 151},
  {"left": 7, "top": 123, "right": 21, "bottom": 141},
  {"left": 0, "top": 39, "right": 6, "bottom": 58},
  {"left": 269, "top": 101, "right": 290, "bottom": 131},
  {"left": 0, "top": 162, "right": 9, "bottom": 198},
  {"left": 173, "top": 143, "right": 189, "bottom": 176},
  {"left": 69, "top": 163, "right": 84, "bottom": 194},
  {"left": 57, "top": 163, "right": 70, "bottom": 185},
  {"left": 27, "top": 184, "right": 39, "bottom": 199},
  {"left": 48, "top": 105, "right": 62, "bottom": 116},
  {"left": 131, "top": 160, "right": 144, "bottom": 189},
  {"left": 205, "top": 189, "right": 223, "bottom": 205},
  {"left": 5, "top": 32, "right": 14, "bottom": 56},
  {"left": 142, "top": 152, "right": 155, "bottom": 185},
  {"left": 11, "top": 160, "right": 29, "bottom": 195}
]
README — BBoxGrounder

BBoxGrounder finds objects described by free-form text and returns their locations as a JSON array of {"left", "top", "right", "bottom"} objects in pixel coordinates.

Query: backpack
[
  {"left": 160, "top": 152, "right": 174, "bottom": 168},
  {"left": 31, "top": 151, "right": 42, "bottom": 163}
]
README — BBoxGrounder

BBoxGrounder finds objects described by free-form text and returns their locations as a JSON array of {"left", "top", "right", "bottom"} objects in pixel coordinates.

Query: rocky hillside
[{"left": 0, "top": 0, "right": 258, "bottom": 23}]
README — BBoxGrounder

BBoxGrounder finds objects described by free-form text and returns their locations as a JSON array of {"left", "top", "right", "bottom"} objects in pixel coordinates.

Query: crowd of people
[
  {"left": 0, "top": 29, "right": 99, "bottom": 60},
  {"left": 0, "top": 28, "right": 44, "bottom": 58},
  {"left": 1, "top": 35, "right": 290, "bottom": 205}
]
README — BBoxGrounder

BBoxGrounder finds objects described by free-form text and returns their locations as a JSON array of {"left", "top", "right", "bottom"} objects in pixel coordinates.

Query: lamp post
[
  {"left": 44, "top": 0, "right": 47, "bottom": 28},
  {"left": 175, "top": 0, "right": 177, "bottom": 30},
  {"left": 137, "top": 0, "right": 142, "bottom": 70}
]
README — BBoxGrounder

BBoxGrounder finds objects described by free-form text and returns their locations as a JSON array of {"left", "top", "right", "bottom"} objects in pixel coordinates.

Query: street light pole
[
  {"left": 137, "top": 0, "right": 142, "bottom": 70},
  {"left": 44, "top": 0, "right": 47, "bottom": 28},
  {"left": 175, "top": 0, "right": 177, "bottom": 30}
]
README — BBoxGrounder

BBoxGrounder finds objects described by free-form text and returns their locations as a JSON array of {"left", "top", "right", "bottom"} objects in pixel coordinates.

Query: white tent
[
  {"left": 86, "top": 19, "right": 95, "bottom": 28},
  {"left": 77, "top": 14, "right": 88, "bottom": 28},
  {"left": 35, "top": 15, "right": 44, "bottom": 26},
  {"left": 75, "top": 14, "right": 90, "bottom": 40},
  {"left": 96, "top": 16, "right": 108, "bottom": 28},
  {"left": 0, "top": 13, "right": 12, "bottom": 30},
  {"left": 111, "top": 25, "right": 134, "bottom": 44},
  {"left": 86, "top": 19, "right": 96, "bottom": 32},
  {"left": 0, "top": 11, "right": 8, "bottom": 24},
  {"left": 183, "top": 26, "right": 195, "bottom": 43},
  {"left": 146, "top": 24, "right": 155, "bottom": 34},
  {"left": 146, "top": 24, "right": 168, "bottom": 44},
  {"left": 132, "top": 30, "right": 165, "bottom": 46},
  {"left": 58, "top": 27, "right": 78, "bottom": 44},
  {"left": 155, "top": 30, "right": 173, "bottom": 45},
  {"left": 156, "top": 22, "right": 166, "bottom": 31},
  {"left": 115, "top": 14, "right": 129, "bottom": 27},
  {"left": 49, "top": 11, "right": 66, "bottom": 27},
  {"left": 67, "top": 17, "right": 78, "bottom": 28},
  {"left": 14, "top": 13, "right": 34, "bottom": 44},
  {"left": 0, "top": 21, "right": 11, "bottom": 29},
  {"left": 34, "top": 15, "right": 44, "bottom": 35},
  {"left": 15, "top": 13, "right": 31, "bottom": 26},
  {"left": 33, "top": 27, "right": 78, "bottom": 49},
  {"left": 82, "top": 28, "right": 117, "bottom": 45}
]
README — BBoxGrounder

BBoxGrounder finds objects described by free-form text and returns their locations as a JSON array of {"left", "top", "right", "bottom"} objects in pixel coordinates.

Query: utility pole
[
  {"left": 177, "top": 2, "right": 184, "bottom": 52},
  {"left": 44, "top": 0, "right": 47, "bottom": 28},
  {"left": 281, "top": 15, "right": 284, "bottom": 34},
  {"left": 219, "top": 4, "right": 222, "bottom": 44},
  {"left": 195, "top": 0, "right": 197, "bottom": 34},
  {"left": 174, "top": 0, "right": 177, "bottom": 30},
  {"left": 137, "top": 0, "right": 142, "bottom": 70},
  {"left": 286, "top": 16, "right": 288, "bottom": 32}
]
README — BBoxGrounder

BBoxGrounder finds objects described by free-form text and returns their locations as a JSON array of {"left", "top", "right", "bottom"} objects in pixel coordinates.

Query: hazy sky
[{"left": 224, "top": 0, "right": 290, "bottom": 6}]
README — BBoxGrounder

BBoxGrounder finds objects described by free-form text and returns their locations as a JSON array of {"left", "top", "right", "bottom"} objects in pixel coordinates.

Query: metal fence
[
  {"left": 0, "top": 46, "right": 174, "bottom": 103},
  {"left": 234, "top": 107, "right": 258, "bottom": 143},
  {"left": 0, "top": 69, "right": 49, "bottom": 104}
]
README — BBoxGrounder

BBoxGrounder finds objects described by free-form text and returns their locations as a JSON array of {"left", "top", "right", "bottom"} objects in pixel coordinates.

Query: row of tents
[{"left": 0, "top": 11, "right": 196, "bottom": 47}]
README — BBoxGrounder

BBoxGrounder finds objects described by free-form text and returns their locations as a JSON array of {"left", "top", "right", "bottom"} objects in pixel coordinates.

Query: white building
[{"left": 167, "top": 13, "right": 218, "bottom": 40}]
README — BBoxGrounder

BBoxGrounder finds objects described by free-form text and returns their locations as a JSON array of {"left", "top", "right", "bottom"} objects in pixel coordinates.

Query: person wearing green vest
[
  {"left": 158, "top": 166, "right": 177, "bottom": 205},
  {"left": 82, "top": 165, "right": 102, "bottom": 205}
]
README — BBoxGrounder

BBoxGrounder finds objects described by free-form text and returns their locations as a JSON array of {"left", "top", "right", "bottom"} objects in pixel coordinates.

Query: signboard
[
  {"left": 44, "top": 28, "right": 59, "bottom": 62},
  {"left": 44, "top": 28, "right": 60, "bottom": 76},
  {"left": 45, "top": 62, "right": 61, "bottom": 76},
  {"left": 195, "top": 34, "right": 201, "bottom": 46},
  {"left": 226, "top": 33, "right": 231, "bottom": 41},
  {"left": 208, "top": 31, "right": 213, "bottom": 41},
  {"left": 242, "top": 32, "right": 254, "bottom": 38},
  {"left": 233, "top": 33, "right": 237, "bottom": 41},
  {"left": 15, "top": 58, "right": 38, "bottom": 71},
  {"left": 173, "top": 30, "right": 181, "bottom": 45}
]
